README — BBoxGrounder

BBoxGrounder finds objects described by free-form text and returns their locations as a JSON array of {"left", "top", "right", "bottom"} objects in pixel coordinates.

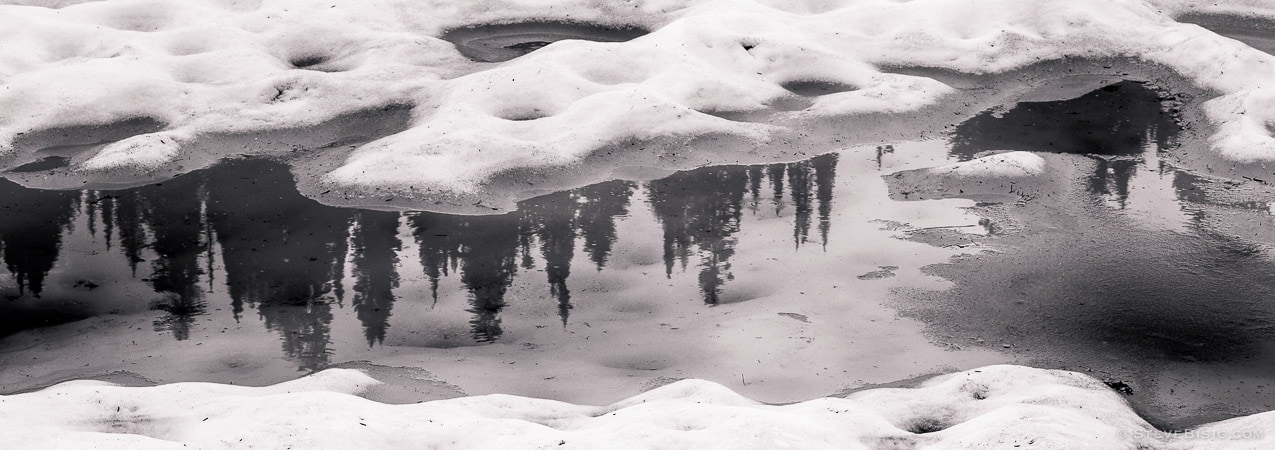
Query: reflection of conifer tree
[
  {"left": 84, "top": 191, "right": 99, "bottom": 239},
  {"left": 95, "top": 191, "right": 116, "bottom": 251},
  {"left": 521, "top": 191, "right": 576, "bottom": 327},
  {"left": 747, "top": 166, "right": 764, "bottom": 213},
  {"left": 459, "top": 214, "right": 521, "bottom": 342},
  {"left": 204, "top": 159, "right": 349, "bottom": 371},
  {"left": 410, "top": 213, "right": 463, "bottom": 305},
  {"left": 0, "top": 179, "right": 78, "bottom": 297},
  {"left": 811, "top": 153, "right": 838, "bottom": 250},
  {"left": 649, "top": 166, "right": 748, "bottom": 304},
  {"left": 110, "top": 189, "right": 148, "bottom": 275},
  {"left": 573, "top": 180, "right": 635, "bottom": 270},
  {"left": 410, "top": 181, "right": 633, "bottom": 334},
  {"left": 1088, "top": 159, "right": 1139, "bottom": 208},
  {"left": 768, "top": 164, "right": 786, "bottom": 215},
  {"left": 949, "top": 81, "right": 1180, "bottom": 203},
  {"left": 130, "top": 172, "right": 208, "bottom": 341},
  {"left": 410, "top": 212, "right": 520, "bottom": 342},
  {"left": 787, "top": 160, "right": 813, "bottom": 248},
  {"left": 350, "top": 210, "right": 401, "bottom": 346},
  {"left": 518, "top": 221, "right": 536, "bottom": 271}
]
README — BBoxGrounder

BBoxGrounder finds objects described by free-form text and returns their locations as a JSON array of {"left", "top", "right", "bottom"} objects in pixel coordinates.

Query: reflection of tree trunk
[
  {"left": 351, "top": 211, "right": 401, "bottom": 346},
  {"left": 0, "top": 179, "right": 78, "bottom": 298},
  {"left": 204, "top": 159, "right": 350, "bottom": 370}
]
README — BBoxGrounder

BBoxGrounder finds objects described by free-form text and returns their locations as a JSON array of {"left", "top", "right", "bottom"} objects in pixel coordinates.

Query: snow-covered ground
[
  {"left": 1, "top": 0, "right": 1274, "bottom": 211},
  {"left": 0, "top": 364, "right": 1270, "bottom": 449},
  {"left": 4, "top": 0, "right": 1275, "bottom": 447}
]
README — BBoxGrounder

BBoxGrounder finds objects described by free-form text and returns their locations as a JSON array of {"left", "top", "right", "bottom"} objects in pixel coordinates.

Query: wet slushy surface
[{"left": 1, "top": 78, "right": 1273, "bottom": 430}]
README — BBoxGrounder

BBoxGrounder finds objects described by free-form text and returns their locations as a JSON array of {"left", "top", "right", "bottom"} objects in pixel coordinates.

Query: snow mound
[
  {"left": 1, "top": 0, "right": 1274, "bottom": 205},
  {"left": 1, "top": 365, "right": 1269, "bottom": 448},
  {"left": 928, "top": 151, "right": 1047, "bottom": 178},
  {"left": 885, "top": 152, "right": 1050, "bottom": 202}
]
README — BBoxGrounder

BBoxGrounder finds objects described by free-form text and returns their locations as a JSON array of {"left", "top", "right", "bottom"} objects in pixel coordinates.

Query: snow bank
[
  {"left": 1, "top": 0, "right": 1274, "bottom": 204},
  {"left": 926, "top": 151, "right": 1047, "bottom": 178},
  {"left": 886, "top": 152, "right": 1050, "bottom": 202},
  {"left": 1, "top": 364, "right": 1268, "bottom": 448}
]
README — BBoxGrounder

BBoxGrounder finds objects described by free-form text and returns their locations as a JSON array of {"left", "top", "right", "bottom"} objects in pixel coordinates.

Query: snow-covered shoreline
[{"left": 1, "top": 364, "right": 1270, "bottom": 449}]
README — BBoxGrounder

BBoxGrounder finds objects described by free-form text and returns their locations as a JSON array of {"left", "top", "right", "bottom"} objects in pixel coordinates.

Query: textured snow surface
[
  {"left": 1, "top": 0, "right": 1274, "bottom": 200},
  {"left": 927, "top": 151, "right": 1046, "bottom": 178},
  {"left": 1, "top": 364, "right": 1270, "bottom": 449}
]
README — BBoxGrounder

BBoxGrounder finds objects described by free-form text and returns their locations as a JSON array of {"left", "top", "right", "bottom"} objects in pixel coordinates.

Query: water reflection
[
  {"left": 0, "top": 180, "right": 80, "bottom": 335},
  {"left": 951, "top": 80, "right": 1179, "bottom": 160},
  {"left": 952, "top": 80, "right": 1183, "bottom": 208},
  {"left": 0, "top": 147, "right": 836, "bottom": 364},
  {"left": 0, "top": 153, "right": 838, "bottom": 368},
  {"left": 350, "top": 211, "right": 401, "bottom": 346},
  {"left": 204, "top": 160, "right": 351, "bottom": 370},
  {"left": 0, "top": 181, "right": 77, "bottom": 299},
  {"left": 128, "top": 173, "right": 211, "bottom": 341},
  {"left": 907, "top": 78, "right": 1275, "bottom": 427},
  {"left": 649, "top": 166, "right": 747, "bottom": 305},
  {"left": 457, "top": 213, "right": 519, "bottom": 343},
  {"left": 649, "top": 154, "right": 838, "bottom": 303}
]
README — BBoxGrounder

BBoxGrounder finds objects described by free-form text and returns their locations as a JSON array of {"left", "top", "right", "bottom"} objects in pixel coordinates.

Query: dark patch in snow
[
  {"left": 8, "top": 156, "right": 69, "bottom": 173},
  {"left": 777, "top": 312, "right": 809, "bottom": 323},
  {"left": 7, "top": 116, "right": 167, "bottom": 166},
  {"left": 904, "top": 416, "right": 950, "bottom": 434},
  {"left": 1176, "top": 13, "right": 1275, "bottom": 55},
  {"left": 858, "top": 266, "right": 899, "bottom": 280},
  {"left": 441, "top": 21, "right": 649, "bottom": 63},
  {"left": 780, "top": 80, "right": 858, "bottom": 97}
]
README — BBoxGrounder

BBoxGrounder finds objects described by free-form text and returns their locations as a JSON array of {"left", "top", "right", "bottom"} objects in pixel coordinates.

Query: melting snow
[
  {"left": 1, "top": 365, "right": 1271, "bottom": 448},
  {"left": 0, "top": 0, "right": 1273, "bottom": 207}
]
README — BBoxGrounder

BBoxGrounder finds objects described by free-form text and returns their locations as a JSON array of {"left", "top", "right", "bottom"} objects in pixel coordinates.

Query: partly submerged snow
[
  {"left": 1, "top": 364, "right": 1271, "bottom": 449},
  {"left": 1, "top": 0, "right": 1274, "bottom": 211},
  {"left": 4, "top": 0, "right": 1275, "bottom": 447}
]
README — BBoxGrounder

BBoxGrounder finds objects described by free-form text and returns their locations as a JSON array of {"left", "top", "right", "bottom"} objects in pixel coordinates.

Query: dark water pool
[
  {"left": 1178, "top": 14, "right": 1275, "bottom": 56},
  {"left": 890, "top": 78, "right": 1275, "bottom": 429},
  {"left": 441, "top": 22, "right": 649, "bottom": 63}
]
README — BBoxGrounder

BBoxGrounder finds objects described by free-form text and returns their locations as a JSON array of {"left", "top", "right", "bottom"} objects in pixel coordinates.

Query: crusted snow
[
  {"left": 927, "top": 151, "right": 1047, "bottom": 178},
  {"left": 0, "top": 365, "right": 1269, "bottom": 448},
  {"left": 1, "top": 0, "right": 1273, "bottom": 195}
]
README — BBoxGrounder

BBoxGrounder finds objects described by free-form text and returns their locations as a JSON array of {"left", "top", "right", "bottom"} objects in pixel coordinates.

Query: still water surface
[{"left": 1, "top": 80, "right": 1273, "bottom": 429}]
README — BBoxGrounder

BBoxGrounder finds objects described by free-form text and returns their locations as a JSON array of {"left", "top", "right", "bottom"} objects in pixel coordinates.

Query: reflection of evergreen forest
[
  {"left": 950, "top": 80, "right": 1181, "bottom": 206},
  {"left": 0, "top": 154, "right": 843, "bottom": 368},
  {"left": 650, "top": 153, "right": 838, "bottom": 304}
]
